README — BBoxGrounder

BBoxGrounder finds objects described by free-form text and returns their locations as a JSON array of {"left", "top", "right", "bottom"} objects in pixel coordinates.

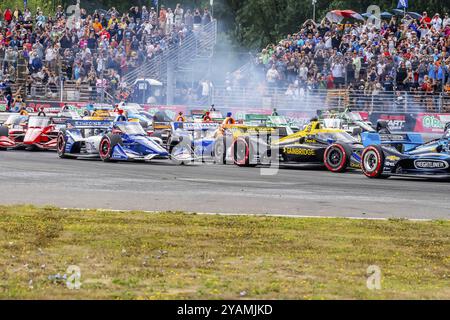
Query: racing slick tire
[
  {"left": 361, "top": 145, "right": 389, "bottom": 179},
  {"left": 57, "top": 129, "right": 72, "bottom": 158},
  {"left": 213, "top": 137, "right": 226, "bottom": 164},
  {"left": 323, "top": 143, "right": 351, "bottom": 173},
  {"left": 232, "top": 136, "right": 257, "bottom": 167},
  {"left": 0, "top": 126, "right": 9, "bottom": 151},
  {"left": 99, "top": 134, "right": 123, "bottom": 162}
]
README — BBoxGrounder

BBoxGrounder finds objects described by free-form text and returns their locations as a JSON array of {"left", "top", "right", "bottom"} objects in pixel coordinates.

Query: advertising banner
[
  {"left": 414, "top": 113, "right": 450, "bottom": 134},
  {"left": 363, "top": 112, "right": 417, "bottom": 132}
]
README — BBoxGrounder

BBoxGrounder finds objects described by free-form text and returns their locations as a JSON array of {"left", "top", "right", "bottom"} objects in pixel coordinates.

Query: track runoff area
[{"left": 0, "top": 147, "right": 449, "bottom": 220}]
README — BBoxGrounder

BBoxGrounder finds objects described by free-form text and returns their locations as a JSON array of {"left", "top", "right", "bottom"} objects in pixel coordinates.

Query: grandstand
[
  {"left": 0, "top": 3, "right": 449, "bottom": 114},
  {"left": 0, "top": 4, "right": 217, "bottom": 108}
]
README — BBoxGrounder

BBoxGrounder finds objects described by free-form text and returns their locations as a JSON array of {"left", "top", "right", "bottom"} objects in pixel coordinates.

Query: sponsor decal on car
[
  {"left": 283, "top": 147, "right": 315, "bottom": 156},
  {"left": 380, "top": 134, "right": 405, "bottom": 141},
  {"left": 386, "top": 155, "right": 400, "bottom": 161},
  {"left": 350, "top": 162, "right": 361, "bottom": 169},
  {"left": 414, "top": 160, "right": 449, "bottom": 170}
]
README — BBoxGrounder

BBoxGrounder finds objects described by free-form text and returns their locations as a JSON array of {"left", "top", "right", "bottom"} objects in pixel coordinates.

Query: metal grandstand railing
[
  {"left": 122, "top": 20, "right": 218, "bottom": 86},
  {"left": 210, "top": 86, "right": 450, "bottom": 113}
]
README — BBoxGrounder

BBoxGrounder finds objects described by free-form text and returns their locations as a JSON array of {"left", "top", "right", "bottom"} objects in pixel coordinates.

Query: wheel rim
[
  {"left": 363, "top": 150, "right": 378, "bottom": 173},
  {"left": 327, "top": 148, "right": 342, "bottom": 168},
  {"left": 235, "top": 140, "right": 247, "bottom": 164},
  {"left": 215, "top": 143, "right": 224, "bottom": 157}
]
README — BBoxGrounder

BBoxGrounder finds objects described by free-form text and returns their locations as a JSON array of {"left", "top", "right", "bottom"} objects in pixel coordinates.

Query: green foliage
[
  {"left": 223, "top": 0, "right": 450, "bottom": 49},
  {"left": 0, "top": 0, "right": 56, "bottom": 13}
]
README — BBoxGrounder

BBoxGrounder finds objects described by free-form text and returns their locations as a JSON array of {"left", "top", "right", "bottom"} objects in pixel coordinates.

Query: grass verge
[{"left": 0, "top": 205, "right": 448, "bottom": 299}]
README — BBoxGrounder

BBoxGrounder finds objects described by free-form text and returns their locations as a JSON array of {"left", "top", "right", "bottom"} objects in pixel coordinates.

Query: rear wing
[
  {"left": 361, "top": 132, "right": 424, "bottom": 151},
  {"left": 245, "top": 114, "right": 269, "bottom": 121},
  {"left": 86, "top": 103, "right": 113, "bottom": 110},
  {"left": 51, "top": 116, "right": 72, "bottom": 125},
  {"left": 67, "top": 119, "right": 113, "bottom": 129},
  {"left": 172, "top": 122, "right": 219, "bottom": 131}
]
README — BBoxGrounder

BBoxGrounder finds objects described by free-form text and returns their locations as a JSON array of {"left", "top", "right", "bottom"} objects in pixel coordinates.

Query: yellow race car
[
  {"left": 213, "top": 123, "right": 277, "bottom": 164},
  {"left": 232, "top": 120, "right": 365, "bottom": 172}
]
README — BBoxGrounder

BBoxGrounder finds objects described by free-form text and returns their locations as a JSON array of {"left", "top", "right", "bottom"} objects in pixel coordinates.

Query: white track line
[{"left": 60, "top": 207, "right": 436, "bottom": 222}]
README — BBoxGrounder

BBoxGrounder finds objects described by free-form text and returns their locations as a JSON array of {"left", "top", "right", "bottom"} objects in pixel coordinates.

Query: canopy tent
[
  {"left": 392, "top": 8, "right": 405, "bottom": 15},
  {"left": 325, "top": 10, "right": 365, "bottom": 23},
  {"left": 362, "top": 11, "right": 393, "bottom": 20},
  {"left": 406, "top": 12, "right": 422, "bottom": 20},
  {"left": 392, "top": 9, "right": 423, "bottom": 20}
]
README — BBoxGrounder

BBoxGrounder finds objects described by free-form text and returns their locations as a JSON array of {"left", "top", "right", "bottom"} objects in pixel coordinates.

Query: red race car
[
  {"left": 0, "top": 114, "right": 29, "bottom": 150},
  {"left": 0, "top": 115, "right": 65, "bottom": 151}
]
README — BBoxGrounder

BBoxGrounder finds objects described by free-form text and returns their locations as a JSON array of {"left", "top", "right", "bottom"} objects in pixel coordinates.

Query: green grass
[{"left": 0, "top": 205, "right": 448, "bottom": 299}]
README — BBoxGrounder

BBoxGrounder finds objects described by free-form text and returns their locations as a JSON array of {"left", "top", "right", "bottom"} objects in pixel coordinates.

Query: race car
[
  {"left": 189, "top": 110, "right": 225, "bottom": 123},
  {"left": 118, "top": 104, "right": 153, "bottom": 129},
  {"left": 0, "top": 114, "right": 29, "bottom": 149},
  {"left": 360, "top": 123, "right": 450, "bottom": 179},
  {"left": 318, "top": 108, "right": 375, "bottom": 136},
  {"left": 0, "top": 114, "right": 67, "bottom": 150},
  {"left": 165, "top": 121, "right": 276, "bottom": 164},
  {"left": 244, "top": 114, "right": 298, "bottom": 135},
  {"left": 149, "top": 110, "right": 179, "bottom": 145},
  {"left": 167, "top": 121, "right": 220, "bottom": 162},
  {"left": 57, "top": 120, "right": 169, "bottom": 162},
  {"left": 83, "top": 104, "right": 115, "bottom": 119},
  {"left": 58, "top": 105, "right": 83, "bottom": 119},
  {"left": 213, "top": 123, "right": 278, "bottom": 164},
  {"left": 231, "top": 120, "right": 364, "bottom": 172}
]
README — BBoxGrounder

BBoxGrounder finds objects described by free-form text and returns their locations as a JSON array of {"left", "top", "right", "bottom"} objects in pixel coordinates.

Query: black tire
[
  {"left": 361, "top": 145, "right": 389, "bottom": 179},
  {"left": 0, "top": 126, "right": 8, "bottom": 151},
  {"left": 99, "top": 134, "right": 123, "bottom": 162},
  {"left": 0, "top": 126, "right": 8, "bottom": 137},
  {"left": 57, "top": 129, "right": 69, "bottom": 158},
  {"left": 213, "top": 137, "right": 226, "bottom": 164},
  {"left": 324, "top": 143, "right": 351, "bottom": 173}
]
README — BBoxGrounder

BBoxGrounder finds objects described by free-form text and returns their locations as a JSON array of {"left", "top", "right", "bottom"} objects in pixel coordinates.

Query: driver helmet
[{"left": 444, "top": 122, "right": 450, "bottom": 137}]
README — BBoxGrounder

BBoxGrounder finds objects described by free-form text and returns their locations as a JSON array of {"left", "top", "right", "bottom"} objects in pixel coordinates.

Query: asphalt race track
[{"left": 0, "top": 151, "right": 449, "bottom": 220}]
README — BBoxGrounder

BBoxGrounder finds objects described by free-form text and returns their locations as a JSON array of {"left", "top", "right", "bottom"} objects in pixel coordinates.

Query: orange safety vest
[
  {"left": 222, "top": 117, "right": 235, "bottom": 125},
  {"left": 176, "top": 115, "right": 186, "bottom": 122}
]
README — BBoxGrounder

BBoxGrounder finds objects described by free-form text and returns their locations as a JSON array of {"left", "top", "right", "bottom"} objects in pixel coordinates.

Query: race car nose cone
[{"left": 24, "top": 128, "right": 43, "bottom": 144}]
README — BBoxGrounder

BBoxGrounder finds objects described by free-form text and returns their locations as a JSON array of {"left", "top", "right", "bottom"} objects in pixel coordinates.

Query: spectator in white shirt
[
  {"left": 266, "top": 65, "right": 280, "bottom": 87},
  {"left": 431, "top": 13, "right": 443, "bottom": 31}
]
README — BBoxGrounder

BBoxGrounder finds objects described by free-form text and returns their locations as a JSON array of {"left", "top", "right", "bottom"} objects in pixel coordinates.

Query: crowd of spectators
[
  {"left": 253, "top": 11, "right": 450, "bottom": 102},
  {"left": 0, "top": 3, "right": 213, "bottom": 103}
]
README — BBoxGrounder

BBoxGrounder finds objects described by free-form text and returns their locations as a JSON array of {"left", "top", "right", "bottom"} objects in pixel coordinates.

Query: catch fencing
[{"left": 210, "top": 86, "right": 450, "bottom": 114}]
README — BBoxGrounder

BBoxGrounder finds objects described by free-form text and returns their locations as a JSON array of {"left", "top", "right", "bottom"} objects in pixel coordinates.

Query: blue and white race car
[
  {"left": 57, "top": 120, "right": 169, "bottom": 162},
  {"left": 361, "top": 123, "right": 450, "bottom": 179},
  {"left": 168, "top": 122, "right": 220, "bottom": 162}
]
